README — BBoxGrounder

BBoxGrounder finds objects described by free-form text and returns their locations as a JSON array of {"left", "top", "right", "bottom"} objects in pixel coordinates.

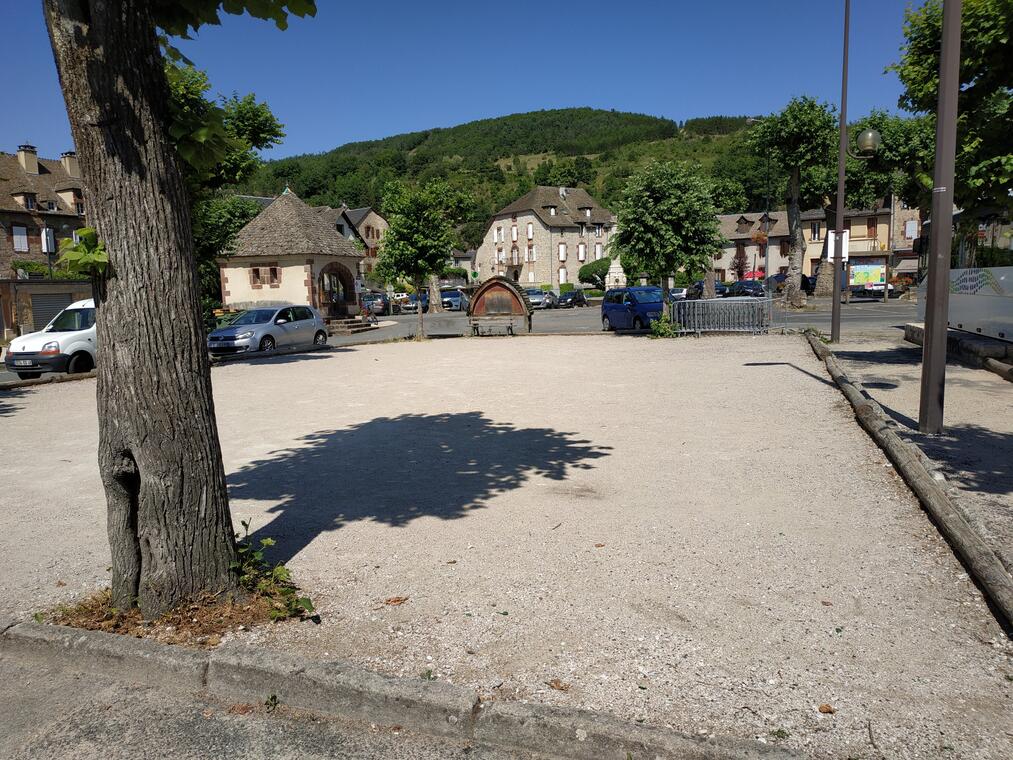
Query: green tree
[
  {"left": 578, "top": 257, "right": 611, "bottom": 291},
  {"left": 610, "top": 162, "right": 725, "bottom": 307},
  {"left": 890, "top": 0, "right": 1012, "bottom": 215},
  {"left": 43, "top": 0, "right": 315, "bottom": 618},
  {"left": 191, "top": 195, "right": 262, "bottom": 328},
  {"left": 375, "top": 181, "right": 463, "bottom": 339},
  {"left": 708, "top": 177, "right": 748, "bottom": 214},
  {"left": 749, "top": 97, "right": 836, "bottom": 306}
]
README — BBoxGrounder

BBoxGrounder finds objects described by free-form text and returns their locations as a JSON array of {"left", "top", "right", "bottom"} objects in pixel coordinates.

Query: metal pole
[
  {"left": 831, "top": 0, "right": 850, "bottom": 343},
  {"left": 918, "top": 0, "right": 962, "bottom": 434}
]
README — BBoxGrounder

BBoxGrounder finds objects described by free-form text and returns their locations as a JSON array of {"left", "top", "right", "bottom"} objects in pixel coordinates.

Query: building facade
[
  {"left": 221, "top": 189, "right": 365, "bottom": 317},
  {"left": 477, "top": 186, "right": 616, "bottom": 289},
  {"left": 1, "top": 144, "right": 90, "bottom": 337},
  {"left": 716, "top": 212, "right": 793, "bottom": 281},
  {"left": 800, "top": 197, "right": 921, "bottom": 277}
]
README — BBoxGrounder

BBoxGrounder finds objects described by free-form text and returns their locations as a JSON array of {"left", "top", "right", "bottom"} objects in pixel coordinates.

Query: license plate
[
  {"left": 14, "top": 360, "right": 33, "bottom": 366},
  {"left": 209, "top": 343, "right": 226, "bottom": 349}
]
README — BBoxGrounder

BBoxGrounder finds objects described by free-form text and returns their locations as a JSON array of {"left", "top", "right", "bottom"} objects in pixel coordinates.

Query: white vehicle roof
[{"left": 67, "top": 299, "right": 96, "bottom": 309}]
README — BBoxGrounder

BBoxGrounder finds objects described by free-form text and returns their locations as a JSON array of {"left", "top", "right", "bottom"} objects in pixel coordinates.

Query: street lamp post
[{"left": 918, "top": 0, "right": 963, "bottom": 434}]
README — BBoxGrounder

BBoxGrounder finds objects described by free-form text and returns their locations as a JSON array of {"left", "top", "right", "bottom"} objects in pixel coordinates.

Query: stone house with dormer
[
  {"left": 0, "top": 143, "right": 91, "bottom": 336},
  {"left": 477, "top": 186, "right": 616, "bottom": 290}
]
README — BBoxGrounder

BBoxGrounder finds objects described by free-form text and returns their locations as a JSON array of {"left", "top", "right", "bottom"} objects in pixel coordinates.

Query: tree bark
[
  {"left": 414, "top": 276, "right": 425, "bottom": 340},
  {"left": 427, "top": 275, "right": 444, "bottom": 313},
  {"left": 783, "top": 168, "right": 806, "bottom": 308},
  {"left": 44, "top": 0, "right": 237, "bottom": 617},
  {"left": 814, "top": 201, "right": 838, "bottom": 297}
]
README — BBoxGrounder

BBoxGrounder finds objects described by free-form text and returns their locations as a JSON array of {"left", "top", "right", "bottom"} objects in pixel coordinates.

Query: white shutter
[
  {"left": 558, "top": 242, "right": 566, "bottom": 261},
  {"left": 42, "top": 227, "right": 56, "bottom": 254},
  {"left": 578, "top": 243, "right": 586, "bottom": 261},
  {"left": 527, "top": 222, "right": 533, "bottom": 240},
  {"left": 595, "top": 243, "right": 603, "bottom": 260},
  {"left": 559, "top": 267, "right": 568, "bottom": 284},
  {"left": 13, "top": 225, "right": 28, "bottom": 252}
]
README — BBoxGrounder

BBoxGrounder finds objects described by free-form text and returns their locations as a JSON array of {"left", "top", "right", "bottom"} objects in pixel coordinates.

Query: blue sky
[{"left": 2, "top": 0, "right": 917, "bottom": 160}]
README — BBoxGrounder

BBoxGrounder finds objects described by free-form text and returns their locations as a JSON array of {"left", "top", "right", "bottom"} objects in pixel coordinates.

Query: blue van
[{"left": 601, "top": 286, "right": 665, "bottom": 331}]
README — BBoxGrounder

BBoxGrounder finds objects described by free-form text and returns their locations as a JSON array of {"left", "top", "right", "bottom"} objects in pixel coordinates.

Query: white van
[{"left": 3, "top": 299, "right": 96, "bottom": 380}]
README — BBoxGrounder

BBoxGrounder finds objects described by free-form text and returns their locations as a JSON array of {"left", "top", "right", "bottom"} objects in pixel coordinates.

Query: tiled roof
[
  {"left": 344, "top": 207, "right": 371, "bottom": 227},
  {"left": 718, "top": 212, "right": 790, "bottom": 241},
  {"left": 230, "top": 189, "right": 363, "bottom": 259},
  {"left": 0, "top": 152, "right": 82, "bottom": 216},
  {"left": 494, "top": 186, "right": 614, "bottom": 228}
]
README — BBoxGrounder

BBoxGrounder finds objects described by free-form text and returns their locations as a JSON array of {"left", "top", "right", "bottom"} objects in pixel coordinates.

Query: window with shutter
[
  {"left": 558, "top": 242, "right": 566, "bottom": 261},
  {"left": 527, "top": 222, "right": 533, "bottom": 240},
  {"left": 595, "top": 243, "right": 603, "bottom": 259},
  {"left": 578, "top": 243, "right": 586, "bottom": 261},
  {"left": 559, "top": 267, "right": 568, "bottom": 284},
  {"left": 511, "top": 226, "right": 518, "bottom": 241}
]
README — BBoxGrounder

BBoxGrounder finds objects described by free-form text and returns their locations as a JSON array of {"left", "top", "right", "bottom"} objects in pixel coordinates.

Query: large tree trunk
[
  {"left": 783, "top": 168, "right": 806, "bottom": 308},
  {"left": 427, "top": 275, "right": 444, "bottom": 313},
  {"left": 814, "top": 201, "right": 839, "bottom": 297},
  {"left": 44, "top": 0, "right": 237, "bottom": 617},
  {"left": 414, "top": 276, "right": 426, "bottom": 340}
]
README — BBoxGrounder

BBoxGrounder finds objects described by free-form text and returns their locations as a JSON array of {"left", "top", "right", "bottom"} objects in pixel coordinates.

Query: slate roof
[
  {"left": 800, "top": 202, "right": 890, "bottom": 221},
  {"left": 230, "top": 189, "right": 363, "bottom": 259},
  {"left": 0, "top": 152, "right": 82, "bottom": 217},
  {"left": 718, "top": 212, "right": 790, "bottom": 241},
  {"left": 344, "top": 207, "right": 371, "bottom": 227},
  {"left": 494, "top": 186, "right": 614, "bottom": 228}
]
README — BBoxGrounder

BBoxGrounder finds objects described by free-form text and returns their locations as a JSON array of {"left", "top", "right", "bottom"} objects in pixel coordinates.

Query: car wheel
[
  {"left": 313, "top": 330, "right": 327, "bottom": 346},
  {"left": 67, "top": 351, "right": 94, "bottom": 374},
  {"left": 259, "top": 335, "right": 276, "bottom": 352},
  {"left": 633, "top": 317, "right": 645, "bottom": 330},
  {"left": 602, "top": 315, "right": 613, "bottom": 332},
  {"left": 16, "top": 371, "right": 41, "bottom": 380}
]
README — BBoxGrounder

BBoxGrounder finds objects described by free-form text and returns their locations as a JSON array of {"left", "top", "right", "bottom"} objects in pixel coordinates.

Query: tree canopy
[
  {"left": 891, "top": 0, "right": 1013, "bottom": 214},
  {"left": 610, "top": 162, "right": 725, "bottom": 292}
]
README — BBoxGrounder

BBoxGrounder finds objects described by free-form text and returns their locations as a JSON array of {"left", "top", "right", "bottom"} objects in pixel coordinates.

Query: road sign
[{"left": 828, "top": 230, "right": 850, "bottom": 263}]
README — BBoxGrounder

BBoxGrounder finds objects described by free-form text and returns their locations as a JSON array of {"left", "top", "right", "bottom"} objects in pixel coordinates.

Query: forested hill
[{"left": 238, "top": 108, "right": 764, "bottom": 247}]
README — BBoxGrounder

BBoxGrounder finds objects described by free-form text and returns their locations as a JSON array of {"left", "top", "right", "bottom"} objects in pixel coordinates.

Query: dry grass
[{"left": 44, "top": 588, "right": 275, "bottom": 649}]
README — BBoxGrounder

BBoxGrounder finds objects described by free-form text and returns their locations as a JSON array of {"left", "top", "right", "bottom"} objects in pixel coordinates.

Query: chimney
[
  {"left": 559, "top": 187, "right": 567, "bottom": 199},
  {"left": 17, "top": 143, "right": 38, "bottom": 174},
  {"left": 60, "top": 150, "right": 79, "bottom": 177}
]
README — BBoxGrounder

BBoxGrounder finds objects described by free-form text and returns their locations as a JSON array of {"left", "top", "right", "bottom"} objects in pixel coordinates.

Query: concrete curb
[
  {"left": 0, "top": 369, "right": 96, "bottom": 392},
  {"left": 804, "top": 333, "right": 1013, "bottom": 633},
  {"left": 0, "top": 620, "right": 795, "bottom": 758}
]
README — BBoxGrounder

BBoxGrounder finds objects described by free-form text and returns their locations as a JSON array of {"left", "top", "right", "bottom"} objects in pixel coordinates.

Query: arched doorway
[{"left": 319, "top": 261, "right": 357, "bottom": 317}]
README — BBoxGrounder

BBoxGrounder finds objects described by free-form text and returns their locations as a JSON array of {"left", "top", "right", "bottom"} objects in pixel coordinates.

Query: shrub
[
  {"left": 649, "top": 313, "right": 680, "bottom": 338},
  {"left": 559, "top": 282, "right": 574, "bottom": 293}
]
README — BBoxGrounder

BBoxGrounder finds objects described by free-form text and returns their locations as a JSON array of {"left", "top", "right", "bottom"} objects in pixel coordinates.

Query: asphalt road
[{"left": 0, "top": 298, "right": 918, "bottom": 383}]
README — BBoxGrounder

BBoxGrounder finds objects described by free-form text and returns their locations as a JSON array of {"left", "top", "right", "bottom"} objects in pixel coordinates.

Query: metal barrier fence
[{"left": 670, "top": 297, "right": 777, "bottom": 335}]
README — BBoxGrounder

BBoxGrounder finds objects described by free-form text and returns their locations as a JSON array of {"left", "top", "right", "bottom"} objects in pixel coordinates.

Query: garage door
[{"left": 31, "top": 293, "right": 73, "bottom": 330}]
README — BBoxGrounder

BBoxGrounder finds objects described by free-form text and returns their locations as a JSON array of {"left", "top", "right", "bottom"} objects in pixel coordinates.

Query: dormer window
[
  {"left": 21, "top": 193, "right": 37, "bottom": 210},
  {"left": 76, "top": 201, "right": 85, "bottom": 215},
  {"left": 549, "top": 206, "right": 557, "bottom": 216},
  {"left": 46, "top": 200, "right": 57, "bottom": 211},
  {"left": 735, "top": 216, "right": 751, "bottom": 234},
  {"left": 584, "top": 208, "right": 591, "bottom": 218}
]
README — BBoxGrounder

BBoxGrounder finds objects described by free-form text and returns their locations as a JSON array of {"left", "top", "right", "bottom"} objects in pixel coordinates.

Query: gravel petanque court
[{"left": 1, "top": 335, "right": 1010, "bottom": 759}]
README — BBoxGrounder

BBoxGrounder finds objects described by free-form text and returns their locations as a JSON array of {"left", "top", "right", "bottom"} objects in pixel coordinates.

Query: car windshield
[
  {"left": 46, "top": 307, "right": 95, "bottom": 332},
  {"left": 442, "top": 290, "right": 462, "bottom": 298},
  {"left": 526, "top": 289, "right": 543, "bottom": 296},
  {"left": 230, "top": 309, "right": 275, "bottom": 325},
  {"left": 632, "top": 288, "right": 663, "bottom": 304}
]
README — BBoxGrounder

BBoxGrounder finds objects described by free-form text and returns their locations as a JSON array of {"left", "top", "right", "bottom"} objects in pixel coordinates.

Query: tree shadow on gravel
[
  {"left": 228, "top": 412, "right": 612, "bottom": 564},
  {"left": 0, "top": 387, "right": 26, "bottom": 417}
]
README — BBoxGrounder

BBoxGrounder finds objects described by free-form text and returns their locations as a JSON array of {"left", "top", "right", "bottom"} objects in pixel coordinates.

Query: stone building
[
  {"left": 0, "top": 143, "right": 90, "bottom": 336},
  {"left": 716, "top": 212, "right": 793, "bottom": 281},
  {"left": 220, "top": 189, "right": 365, "bottom": 317},
  {"left": 477, "top": 186, "right": 616, "bottom": 289}
]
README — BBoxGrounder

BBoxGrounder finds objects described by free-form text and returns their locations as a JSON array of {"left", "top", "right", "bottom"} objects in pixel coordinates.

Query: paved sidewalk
[
  {"left": 831, "top": 334, "right": 1013, "bottom": 575},
  {"left": 1, "top": 335, "right": 1009, "bottom": 759}
]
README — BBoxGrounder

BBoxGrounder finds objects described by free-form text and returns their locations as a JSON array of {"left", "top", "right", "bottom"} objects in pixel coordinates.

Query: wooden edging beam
[{"left": 804, "top": 333, "right": 1013, "bottom": 633}]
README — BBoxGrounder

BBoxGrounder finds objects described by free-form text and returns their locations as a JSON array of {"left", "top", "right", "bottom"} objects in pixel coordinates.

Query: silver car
[
  {"left": 525, "top": 288, "right": 557, "bottom": 309},
  {"left": 208, "top": 305, "right": 328, "bottom": 356}
]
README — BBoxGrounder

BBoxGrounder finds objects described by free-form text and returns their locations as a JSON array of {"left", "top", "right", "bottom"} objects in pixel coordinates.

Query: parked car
[
  {"left": 766, "top": 273, "right": 815, "bottom": 295},
  {"left": 526, "top": 288, "right": 558, "bottom": 309},
  {"left": 687, "top": 280, "right": 729, "bottom": 299},
  {"left": 207, "top": 305, "right": 327, "bottom": 356},
  {"left": 557, "top": 289, "right": 589, "bottom": 308},
  {"left": 440, "top": 289, "right": 470, "bottom": 311},
  {"left": 4, "top": 299, "right": 96, "bottom": 380},
  {"left": 400, "top": 292, "right": 429, "bottom": 313},
  {"left": 601, "top": 286, "right": 665, "bottom": 331},
  {"left": 727, "top": 280, "right": 767, "bottom": 298},
  {"left": 669, "top": 287, "right": 689, "bottom": 301},
  {"left": 361, "top": 292, "right": 391, "bottom": 316}
]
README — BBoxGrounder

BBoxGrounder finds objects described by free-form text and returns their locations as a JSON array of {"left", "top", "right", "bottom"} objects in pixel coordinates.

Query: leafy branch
[{"left": 57, "top": 227, "right": 109, "bottom": 278}]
